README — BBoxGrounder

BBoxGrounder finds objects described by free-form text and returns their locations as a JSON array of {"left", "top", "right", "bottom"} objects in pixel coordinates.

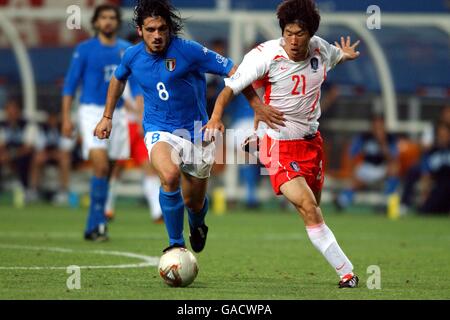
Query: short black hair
[
  {"left": 91, "top": 4, "right": 122, "bottom": 28},
  {"left": 133, "top": 0, "right": 184, "bottom": 35},
  {"left": 276, "top": 0, "right": 320, "bottom": 36}
]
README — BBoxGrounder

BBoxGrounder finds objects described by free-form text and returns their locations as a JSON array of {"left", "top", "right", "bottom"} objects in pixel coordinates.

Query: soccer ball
[{"left": 158, "top": 247, "right": 199, "bottom": 287}]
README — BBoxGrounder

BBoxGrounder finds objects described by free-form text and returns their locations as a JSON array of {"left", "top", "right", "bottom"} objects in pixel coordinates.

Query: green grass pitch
[{"left": 0, "top": 202, "right": 449, "bottom": 300}]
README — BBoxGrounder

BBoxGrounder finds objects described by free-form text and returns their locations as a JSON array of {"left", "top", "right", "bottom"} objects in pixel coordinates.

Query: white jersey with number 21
[{"left": 225, "top": 36, "right": 343, "bottom": 140}]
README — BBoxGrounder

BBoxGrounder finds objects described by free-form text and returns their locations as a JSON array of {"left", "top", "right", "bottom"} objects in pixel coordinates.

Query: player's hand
[
  {"left": 61, "top": 118, "right": 74, "bottom": 138},
  {"left": 335, "top": 36, "right": 360, "bottom": 61},
  {"left": 93, "top": 117, "right": 112, "bottom": 139},
  {"left": 202, "top": 117, "right": 224, "bottom": 142},
  {"left": 252, "top": 102, "right": 285, "bottom": 130}
]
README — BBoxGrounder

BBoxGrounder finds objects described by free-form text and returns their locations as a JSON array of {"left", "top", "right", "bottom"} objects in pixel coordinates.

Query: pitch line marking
[{"left": 0, "top": 244, "right": 159, "bottom": 270}]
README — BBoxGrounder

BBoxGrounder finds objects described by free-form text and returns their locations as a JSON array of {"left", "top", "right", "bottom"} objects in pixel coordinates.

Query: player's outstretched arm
[
  {"left": 335, "top": 36, "right": 361, "bottom": 63},
  {"left": 241, "top": 86, "right": 286, "bottom": 130},
  {"left": 93, "top": 75, "right": 126, "bottom": 140},
  {"left": 202, "top": 86, "right": 234, "bottom": 142}
]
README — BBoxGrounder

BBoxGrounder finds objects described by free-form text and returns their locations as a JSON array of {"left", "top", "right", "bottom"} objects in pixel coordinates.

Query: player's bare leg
[
  {"left": 280, "top": 177, "right": 358, "bottom": 288},
  {"left": 181, "top": 171, "right": 209, "bottom": 253},
  {"left": 151, "top": 142, "right": 185, "bottom": 251}
]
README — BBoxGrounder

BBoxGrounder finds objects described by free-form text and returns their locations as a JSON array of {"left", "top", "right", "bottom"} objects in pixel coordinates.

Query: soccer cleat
[
  {"left": 163, "top": 243, "right": 186, "bottom": 253},
  {"left": 189, "top": 224, "right": 208, "bottom": 253},
  {"left": 338, "top": 273, "right": 359, "bottom": 288},
  {"left": 84, "top": 224, "right": 109, "bottom": 242}
]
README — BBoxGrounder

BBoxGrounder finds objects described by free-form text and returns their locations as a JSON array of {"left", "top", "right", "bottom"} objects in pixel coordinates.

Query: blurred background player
[
  {"left": 400, "top": 105, "right": 450, "bottom": 214},
  {"left": 417, "top": 121, "right": 450, "bottom": 214},
  {"left": 105, "top": 33, "right": 162, "bottom": 223},
  {"left": 335, "top": 115, "right": 400, "bottom": 211},
  {"left": 206, "top": 39, "right": 261, "bottom": 209},
  {"left": 205, "top": 0, "right": 360, "bottom": 288},
  {"left": 0, "top": 99, "right": 36, "bottom": 202},
  {"left": 28, "top": 112, "right": 74, "bottom": 205},
  {"left": 61, "top": 4, "right": 131, "bottom": 241}
]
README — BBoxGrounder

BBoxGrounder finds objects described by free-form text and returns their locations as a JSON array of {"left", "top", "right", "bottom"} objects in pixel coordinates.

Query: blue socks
[
  {"left": 85, "top": 176, "right": 108, "bottom": 234},
  {"left": 188, "top": 196, "right": 209, "bottom": 229},
  {"left": 160, "top": 188, "right": 185, "bottom": 246},
  {"left": 384, "top": 177, "right": 400, "bottom": 195}
]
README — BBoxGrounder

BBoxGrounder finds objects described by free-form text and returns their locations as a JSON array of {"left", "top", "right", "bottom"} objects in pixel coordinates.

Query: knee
[
  {"left": 159, "top": 169, "right": 180, "bottom": 192},
  {"left": 301, "top": 201, "right": 323, "bottom": 225}
]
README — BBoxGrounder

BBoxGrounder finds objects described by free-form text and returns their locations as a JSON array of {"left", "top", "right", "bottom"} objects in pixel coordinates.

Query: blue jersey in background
[{"left": 63, "top": 37, "right": 131, "bottom": 107}]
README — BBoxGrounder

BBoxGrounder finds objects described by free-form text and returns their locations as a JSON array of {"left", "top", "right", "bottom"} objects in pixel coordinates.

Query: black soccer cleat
[
  {"left": 84, "top": 224, "right": 109, "bottom": 242},
  {"left": 338, "top": 274, "right": 359, "bottom": 288},
  {"left": 189, "top": 224, "right": 209, "bottom": 253},
  {"left": 162, "top": 243, "right": 186, "bottom": 253}
]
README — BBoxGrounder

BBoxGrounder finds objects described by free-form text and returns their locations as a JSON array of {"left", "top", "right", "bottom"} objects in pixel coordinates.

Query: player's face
[
  {"left": 5, "top": 102, "right": 21, "bottom": 123},
  {"left": 139, "top": 16, "right": 170, "bottom": 54},
  {"left": 282, "top": 23, "right": 311, "bottom": 61},
  {"left": 95, "top": 10, "right": 119, "bottom": 38}
]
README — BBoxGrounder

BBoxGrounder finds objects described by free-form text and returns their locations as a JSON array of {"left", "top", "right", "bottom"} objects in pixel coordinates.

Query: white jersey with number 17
[{"left": 225, "top": 36, "right": 343, "bottom": 140}]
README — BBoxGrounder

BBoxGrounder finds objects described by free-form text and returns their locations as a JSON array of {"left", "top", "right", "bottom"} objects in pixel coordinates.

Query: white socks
[
  {"left": 105, "top": 178, "right": 118, "bottom": 213},
  {"left": 143, "top": 176, "right": 162, "bottom": 221},
  {"left": 306, "top": 223, "right": 353, "bottom": 278}
]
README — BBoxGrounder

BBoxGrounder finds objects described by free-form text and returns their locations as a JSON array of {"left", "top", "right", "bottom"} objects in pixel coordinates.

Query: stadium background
[{"left": 0, "top": 0, "right": 449, "bottom": 300}]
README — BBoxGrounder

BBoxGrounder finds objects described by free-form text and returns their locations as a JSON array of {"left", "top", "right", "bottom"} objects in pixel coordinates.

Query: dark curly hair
[
  {"left": 276, "top": 0, "right": 320, "bottom": 36},
  {"left": 133, "top": 0, "right": 184, "bottom": 35},
  {"left": 91, "top": 4, "right": 122, "bottom": 29}
]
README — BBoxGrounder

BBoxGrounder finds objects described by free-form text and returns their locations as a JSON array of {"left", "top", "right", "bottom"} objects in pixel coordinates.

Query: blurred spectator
[
  {"left": 226, "top": 91, "right": 261, "bottom": 209},
  {"left": 400, "top": 105, "right": 450, "bottom": 213},
  {"left": 0, "top": 100, "right": 36, "bottom": 197},
  {"left": 417, "top": 121, "right": 450, "bottom": 214},
  {"left": 28, "top": 112, "right": 74, "bottom": 204},
  {"left": 335, "top": 115, "right": 400, "bottom": 210}
]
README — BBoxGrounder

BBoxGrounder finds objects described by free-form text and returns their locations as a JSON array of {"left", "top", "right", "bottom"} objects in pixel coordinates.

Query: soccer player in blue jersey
[
  {"left": 62, "top": 4, "right": 132, "bottom": 241},
  {"left": 93, "top": 0, "right": 273, "bottom": 253}
]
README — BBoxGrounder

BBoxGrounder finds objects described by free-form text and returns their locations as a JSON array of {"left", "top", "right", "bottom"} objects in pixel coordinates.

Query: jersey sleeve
[
  {"left": 114, "top": 47, "right": 133, "bottom": 81},
  {"left": 224, "top": 48, "right": 271, "bottom": 95},
  {"left": 315, "top": 36, "right": 344, "bottom": 72},
  {"left": 182, "top": 40, "right": 234, "bottom": 76},
  {"left": 62, "top": 44, "right": 87, "bottom": 96}
]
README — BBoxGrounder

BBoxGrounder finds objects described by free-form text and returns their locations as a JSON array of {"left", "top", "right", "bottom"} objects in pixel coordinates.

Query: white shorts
[
  {"left": 144, "top": 131, "right": 215, "bottom": 179},
  {"left": 78, "top": 104, "right": 129, "bottom": 160},
  {"left": 355, "top": 162, "right": 387, "bottom": 185}
]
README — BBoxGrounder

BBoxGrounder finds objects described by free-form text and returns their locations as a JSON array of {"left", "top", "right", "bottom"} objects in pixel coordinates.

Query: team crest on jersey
[
  {"left": 165, "top": 59, "right": 176, "bottom": 72},
  {"left": 310, "top": 57, "right": 319, "bottom": 72},
  {"left": 290, "top": 161, "right": 301, "bottom": 172}
]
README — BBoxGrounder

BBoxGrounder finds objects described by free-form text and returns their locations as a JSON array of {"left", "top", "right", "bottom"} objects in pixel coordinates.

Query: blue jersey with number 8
[{"left": 114, "top": 37, "right": 233, "bottom": 139}]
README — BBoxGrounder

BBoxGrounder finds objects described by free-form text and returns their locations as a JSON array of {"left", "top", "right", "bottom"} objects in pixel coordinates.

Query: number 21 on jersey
[{"left": 291, "top": 75, "right": 306, "bottom": 95}]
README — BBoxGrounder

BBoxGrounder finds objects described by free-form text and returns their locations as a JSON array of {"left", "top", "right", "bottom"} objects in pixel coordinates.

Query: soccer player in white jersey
[{"left": 205, "top": 0, "right": 361, "bottom": 288}]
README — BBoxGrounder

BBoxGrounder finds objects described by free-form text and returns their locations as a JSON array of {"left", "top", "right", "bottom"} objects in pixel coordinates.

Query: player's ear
[{"left": 137, "top": 27, "right": 143, "bottom": 37}]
